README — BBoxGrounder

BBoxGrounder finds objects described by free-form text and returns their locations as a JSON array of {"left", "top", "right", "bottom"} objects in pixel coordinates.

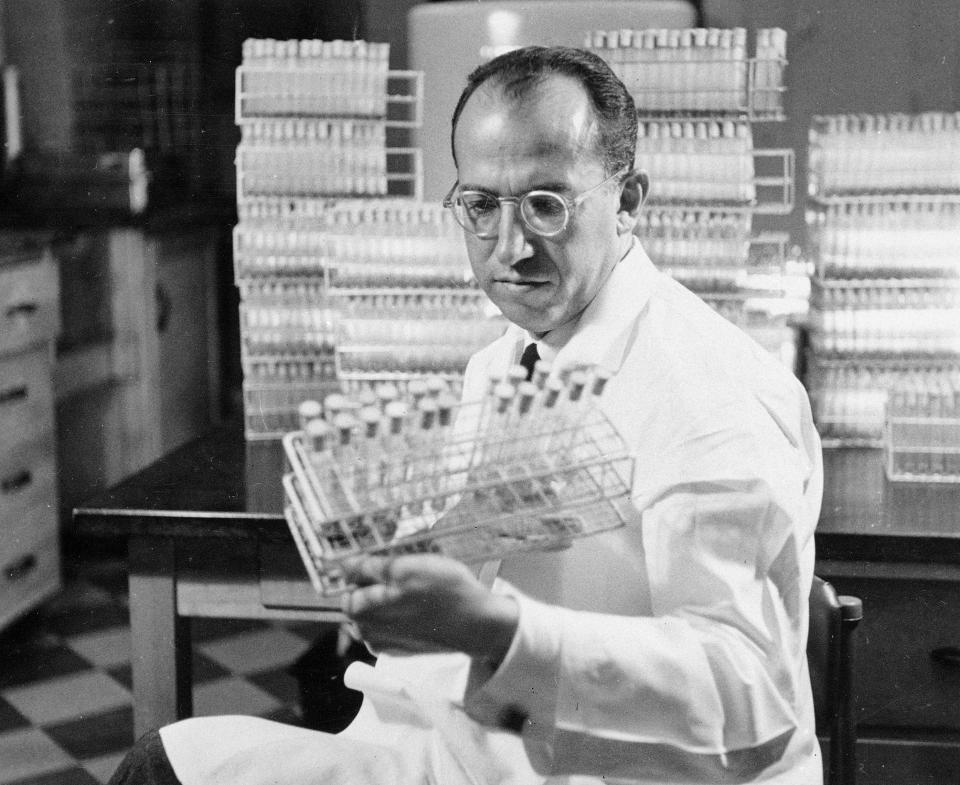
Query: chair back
[{"left": 807, "top": 576, "right": 863, "bottom": 785}]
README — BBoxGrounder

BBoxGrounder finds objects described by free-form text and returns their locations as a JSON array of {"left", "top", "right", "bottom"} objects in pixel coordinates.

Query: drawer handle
[
  {"left": 0, "top": 385, "right": 28, "bottom": 405},
  {"left": 931, "top": 647, "right": 960, "bottom": 668},
  {"left": 5, "top": 302, "right": 38, "bottom": 318},
  {"left": 1, "top": 470, "right": 32, "bottom": 494},
  {"left": 4, "top": 553, "right": 37, "bottom": 582}
]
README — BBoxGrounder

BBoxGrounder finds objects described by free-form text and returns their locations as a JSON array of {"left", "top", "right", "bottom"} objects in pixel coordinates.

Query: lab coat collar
[{"left": 511, "top": 238, "right": 657, "bottom": 374}]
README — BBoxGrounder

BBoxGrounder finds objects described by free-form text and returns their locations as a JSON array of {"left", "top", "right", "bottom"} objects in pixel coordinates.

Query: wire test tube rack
[{"left": 282, "top": 365, "right": 637, "bottom": 595}]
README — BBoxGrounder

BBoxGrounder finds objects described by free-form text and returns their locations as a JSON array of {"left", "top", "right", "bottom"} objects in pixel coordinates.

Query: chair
[{"left": 807, "top": 576, "right": 863, "bottom": 785}]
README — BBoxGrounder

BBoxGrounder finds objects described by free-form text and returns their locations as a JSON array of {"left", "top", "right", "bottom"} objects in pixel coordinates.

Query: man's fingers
[
  {"left": 341, "top": 581, "right": 402, "bottom": 618},
  {"left": 341, "top": 555, "right": 395, "bottom": 587}
]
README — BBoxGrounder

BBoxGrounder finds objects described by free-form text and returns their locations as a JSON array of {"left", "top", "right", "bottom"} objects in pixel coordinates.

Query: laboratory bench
[{"left": 73, "top": 424, "right": 960, "bottom": 784}]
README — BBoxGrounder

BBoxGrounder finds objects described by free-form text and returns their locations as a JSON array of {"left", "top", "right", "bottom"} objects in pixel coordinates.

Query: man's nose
[{"left": 491, "top": 202, "right": 534, "bottom": 266}]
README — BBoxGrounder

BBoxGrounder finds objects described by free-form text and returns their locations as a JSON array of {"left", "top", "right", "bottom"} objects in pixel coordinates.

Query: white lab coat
[{"left": 163, "top": 242, "right": 823, "bottom": 785}]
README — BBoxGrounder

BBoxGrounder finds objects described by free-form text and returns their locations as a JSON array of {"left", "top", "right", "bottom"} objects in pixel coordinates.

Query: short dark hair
[{"left": 450, "top": 46, "right": 637, "bottom": 176}]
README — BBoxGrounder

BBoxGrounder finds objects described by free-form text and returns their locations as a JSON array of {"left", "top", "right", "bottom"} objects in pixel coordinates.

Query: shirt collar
[{"left": 511, "top": 238, "right": 658, "bottom": 372}]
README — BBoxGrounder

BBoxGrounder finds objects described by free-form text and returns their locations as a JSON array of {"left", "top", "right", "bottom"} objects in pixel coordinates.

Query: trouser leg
[{"left": 108, "top": 729, "right": 184, "bottom": 785}]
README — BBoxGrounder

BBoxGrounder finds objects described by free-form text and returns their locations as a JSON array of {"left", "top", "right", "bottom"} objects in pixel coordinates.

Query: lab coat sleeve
[{"left": 463, "top": 464, "right": 811, "bottom": 782}]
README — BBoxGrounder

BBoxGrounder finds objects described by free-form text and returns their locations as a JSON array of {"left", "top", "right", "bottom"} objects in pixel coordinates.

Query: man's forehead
[{"left": 456, "top": 75, "right": 598, "bottom": 158}]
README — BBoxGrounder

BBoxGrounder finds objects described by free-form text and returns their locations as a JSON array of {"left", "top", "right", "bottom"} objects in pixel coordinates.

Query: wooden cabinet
[
  {"left": 817, "top": 568, "right": 960, "bottom": 784},
  {"left": 817, "top": 450, "right": 960, "bottom": 784},
  {"left": 53, "top": 223, "right": 222, "bottom": 524},
  {"left": 0, "top": 245, "right": 61, "bottom": 629}
]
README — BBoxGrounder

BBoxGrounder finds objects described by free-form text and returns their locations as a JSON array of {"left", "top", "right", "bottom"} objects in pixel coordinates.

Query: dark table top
[{"left": 74, "top": 423, "right": 960, "bottom": 563}]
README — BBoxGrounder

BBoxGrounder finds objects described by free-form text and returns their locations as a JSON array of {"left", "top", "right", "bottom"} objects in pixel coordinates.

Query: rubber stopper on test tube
[
  {"left": 419, "top": 397, "right": 438, "bottom": 430},
  {"left": 359, "top": 406, "right": 381, "bottom": 439},
  {"left": 506, "top": 364, "right": 528, "bottom": 388},
  {"left": 297, "top": 399, "right": 322, "bottom": 431},
  {"left": 407, "top": 379, "right": 428, "bottom": 407},
  {"left": 517, "top": 381, "right": 537, "bottom": 415},
  {"left": 384, "top": 400, "right": 407, "bottom": 435},
  {"left": 568, "top": 370, "right": 587, "bottom": 402},
  {"left": 544, "top": 377, "right": 563, "bottom": 408},
  {"left": 306, "top": 418, "right": 332, "bottom": 452},
  {"left": 356, "top": 388, "right": 378, "bottom": 408},
  {"left": 591, "top": 367, "right": 612, "bottom": 398},
  {"left": 376, "top": 383, "right": 399, "bottom": 408},
  {"left": 494, "top": 382, "right": 515, "bottom": 414},
  {"left": 533, "top": 360, "right": 552, "bottom": 390},
  {"left": 425, "top": 376, "right": 447, "bottom": 399},
  {"left": 333, "top": 412, "right": 356, "bottom": 447},
  {"left": 324, "top": 393, "right": 349, "bottom": 421},
  {"left": 437, "top": 393, "right": 457, "bottom": 427}
]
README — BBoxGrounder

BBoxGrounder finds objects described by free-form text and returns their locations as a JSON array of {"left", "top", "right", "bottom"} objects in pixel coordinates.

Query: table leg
[{"left": 128, "top": 536, "right": 193, "bottom": 738}]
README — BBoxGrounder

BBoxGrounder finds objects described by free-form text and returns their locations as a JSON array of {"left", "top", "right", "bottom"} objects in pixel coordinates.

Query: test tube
[{"left": 298, "top": 399, "right": 323, "bottom": 432}]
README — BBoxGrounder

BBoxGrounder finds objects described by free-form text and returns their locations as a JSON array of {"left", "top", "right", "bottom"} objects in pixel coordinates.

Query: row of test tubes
[
  {"left": 240, "top": 303, "right": 337, "bottom": 355},
  {"left": 886, "top": 372, "right": 960, "bottom": 479},
  {"left": 239, "top": 38, "right": 390, "bottom": 118},
  {"left": 811, "top": 282, "right": 960, "bottom": 356},
  {"left": 808, "top": 112, "right": 960, "bottom": 195},
  {"left": 636, "top": 119, "right": 755, "bottom": 203},
  {"left": 237, "top": 128, "right": 387, "bottom": 198},
  {"left": 297, "top": 361, "right": 612, "bottom": 526},
  {"left": 586, "top": 28, "right": 784, "bottom": 115},
  {"left": 807, "top": 199, "right": 960, "bottom": 277},
  {"left": 808, "top": 362, "right": 958, "bottom": 444},
  {"left": 637, "top": 209, "right": 751, "bottom": 269},
  {"left": 233, "top": 223, "right": 467, "bottom": 282},
  {"left": 298, "top": 377, "right": 460, "bottom": 525}
]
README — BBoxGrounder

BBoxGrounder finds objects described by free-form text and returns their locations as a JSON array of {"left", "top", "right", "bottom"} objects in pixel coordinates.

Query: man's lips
[{"left": 493, "top": 278, "right": 548, "bottom": 287}]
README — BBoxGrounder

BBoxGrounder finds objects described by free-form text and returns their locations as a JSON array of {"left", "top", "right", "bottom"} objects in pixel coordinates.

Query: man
[{"left": 110, "top": 46, "right": 823, "bottom": 784}]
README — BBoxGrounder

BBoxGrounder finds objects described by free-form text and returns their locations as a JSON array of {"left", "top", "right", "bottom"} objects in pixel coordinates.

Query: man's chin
[{"left": 495, "top": 302, "right": 560, "bottom": 336}]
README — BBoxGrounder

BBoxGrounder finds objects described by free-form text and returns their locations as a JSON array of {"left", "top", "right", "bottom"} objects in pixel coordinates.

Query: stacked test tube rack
[
  {"left": 884, "top": 373, "right": 960, "bottom": 483},
  {"left": 235, "top": 40, "right": 507, "bottom": 439},
  {"left": 587, "top": 28, "right": 805, "bottom": 371},
  {"left": 804, "top": 112, "right": 960, "bottom": 449},
  {"left": 283, "top": 364, "right": 637, "bottom": 595}
]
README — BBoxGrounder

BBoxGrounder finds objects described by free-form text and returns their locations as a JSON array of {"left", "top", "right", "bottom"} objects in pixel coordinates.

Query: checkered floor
[{"left": 0, "top": 547, "right": 357, "bottom": 785}]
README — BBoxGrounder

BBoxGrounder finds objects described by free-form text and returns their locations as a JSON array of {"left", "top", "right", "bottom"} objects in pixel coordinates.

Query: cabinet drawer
[
  {"left": 0, "top": 500, "right": 57, "bottom": 565},
  {"left": 828, "top": 576, "right": 960, "bottom": 731},
  {"left": 0, "top": 528, "right": 60, "bottom": 630},
  {"left": 0, "top": 255, "right": 59, "bottom": 356},
  {"left": 0, "top": 347, "right": 55, "bottom": 444},
  {"left": 0, "top": 438, "right": 57, "bottom": 525}
]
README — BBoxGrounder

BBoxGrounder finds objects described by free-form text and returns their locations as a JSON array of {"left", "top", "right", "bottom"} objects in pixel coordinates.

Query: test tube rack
[
  {"left": 235, "top": 39, "right": 423, "bottom": 202},
  {"left": 806, "top": 195, "right": 960, "bottom": 279},
  {"left": 804, "top": 112, "right": 960, "bottom": 447},
  {"left": 282, "top": 366, "right": 637, "bottom": 595},
  {"left": 885, "top": 374, "right": 960, "bottom": 483},
  {"left": 808, "top": 112, "right": 960, "bottom": 198},
  {"left": 806, "top": 356, "right": 960, "bottom": 448},
  {"left": 585, "top": 28, "right": 786, "bottom": 120},
  {"left": 589, "top": 27, "right": 800, "bottom": 371},
  {"left": 235, "top": 40, "right": 498, "bottom": 440}
]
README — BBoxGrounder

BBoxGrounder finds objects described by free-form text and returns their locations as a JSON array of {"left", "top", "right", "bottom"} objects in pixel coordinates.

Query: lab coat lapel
[{"left": 550, "top": 242, "right": 657, "bottom": 375}]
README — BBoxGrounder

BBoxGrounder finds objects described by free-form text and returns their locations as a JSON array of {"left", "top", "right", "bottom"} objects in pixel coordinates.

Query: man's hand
[{"left": 340, "top": 554, "right": 518, "bottom": 663}]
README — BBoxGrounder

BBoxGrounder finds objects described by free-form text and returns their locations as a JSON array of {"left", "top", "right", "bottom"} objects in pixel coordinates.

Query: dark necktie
[{"left": 519, "top": 342, "right": 540, "bottom": 381}]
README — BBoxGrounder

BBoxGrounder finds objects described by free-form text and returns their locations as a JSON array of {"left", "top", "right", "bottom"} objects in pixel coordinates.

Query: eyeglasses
[{"left": 442, "top": 166, "right": 629, "bottom": 239}]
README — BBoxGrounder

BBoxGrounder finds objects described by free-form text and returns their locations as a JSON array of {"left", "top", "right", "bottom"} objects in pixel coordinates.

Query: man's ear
[{"left": 616, "top": 169, "right": 648, "bottom": 234}]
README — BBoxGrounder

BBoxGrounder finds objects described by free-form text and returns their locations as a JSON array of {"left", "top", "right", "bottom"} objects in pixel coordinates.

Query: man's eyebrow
[{"left": 457, "top": 181, "right": 572, "bottom": 195}]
